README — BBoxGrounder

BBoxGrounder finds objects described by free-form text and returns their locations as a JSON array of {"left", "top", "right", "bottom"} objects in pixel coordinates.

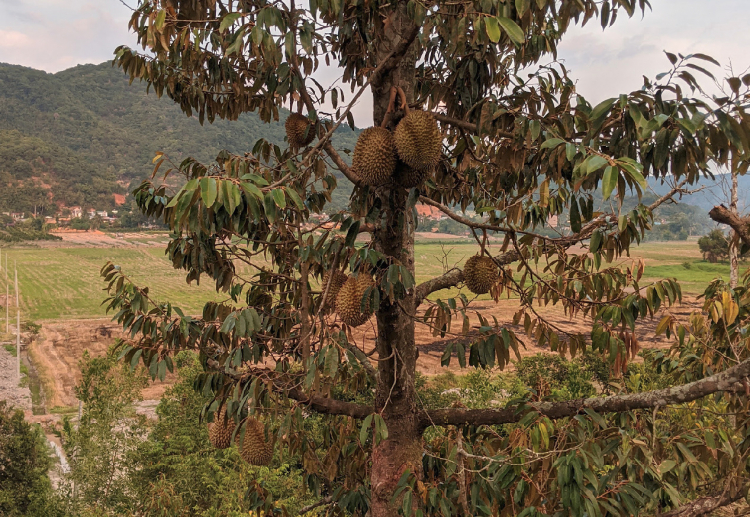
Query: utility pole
[
  {"left": 16, "top": 310, "right": 20, "bottom": 382},
  {"left": 14, "top": 266, "right": 19, "bottom": 382}
]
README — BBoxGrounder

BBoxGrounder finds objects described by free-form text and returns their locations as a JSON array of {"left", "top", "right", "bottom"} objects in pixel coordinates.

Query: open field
[
  {"left": 0, "top": 236, "right": 735, "bottom": 322},
  {"left": 0, "top": 234, "right": 735, "bottom": 411}
]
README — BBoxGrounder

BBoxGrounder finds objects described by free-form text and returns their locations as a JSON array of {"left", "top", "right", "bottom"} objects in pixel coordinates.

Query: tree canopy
[{"left": 106, "top": 0, "right": 750, "bottom": 515}]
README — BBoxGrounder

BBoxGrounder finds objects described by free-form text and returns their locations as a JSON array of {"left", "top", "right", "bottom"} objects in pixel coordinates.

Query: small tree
[
  {"left": 61, "top": 350, "right": 148, "bottom": 514},
  {"left": 106, "top": 1, "right": 750, "bottom": 515},
  {"left": 698, "top": 228, "right": 730, "bottom": 263},
  {"left": 0, "top": 401, "right": 60, "bottom": 516}
]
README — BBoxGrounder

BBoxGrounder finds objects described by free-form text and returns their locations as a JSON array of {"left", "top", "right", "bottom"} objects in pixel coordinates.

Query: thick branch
[
  {"left": 413, "top": 250, "right": 520, "bottom": 304},
  {"left": 371, "top": 24, "right": 421, "bottom": 85},
  {"left": 658, "top": 480, "right": 748, "bottom": 517},
  {"left": 286, "top": 388, "right": 373, "bottom": 419},
  {"left": 206, "top": 359, "right": 373, "bottom": 419},
  {"left": 421, "top": 358, "right": 750, "bottom": 428},
  {"left": 709, "top": 205, "right": 750, "bottom": 246}
]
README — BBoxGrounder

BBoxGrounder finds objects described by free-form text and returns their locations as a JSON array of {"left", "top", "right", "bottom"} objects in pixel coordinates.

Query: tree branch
[
  {"left": 709, "top": 204, "right": 750, "bottom": 246},
  {"left": 413, "top": 250, "right": 520, "bottom": 305},
  {"left": 657, "top": 480, "right": 748, "bottom": 517},
  {"left": 206, "top": 358, "right": 373, "bottom": 419},
  {"left": 299, "top": 496, "right": 334, "bottom": 514},
  {"left": 413, "top": 182, "right": 692, "bottom": 303},
  {"left": 371, "top": 24, "right": 421, "bottom": 85},
  {"left": 420, "top": 358, "right": 750, "bottom": 429},
  {"left": 431, "top": 112, "right": 514, "bottom": 139}
]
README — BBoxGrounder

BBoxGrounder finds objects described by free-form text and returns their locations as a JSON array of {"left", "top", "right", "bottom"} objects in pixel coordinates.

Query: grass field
[{"left": 0, "top": 238, "right": 735, "bottom": 321}]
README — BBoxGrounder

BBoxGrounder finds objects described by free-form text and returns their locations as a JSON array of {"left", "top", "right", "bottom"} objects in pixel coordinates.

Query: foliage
[
  {"left": 698, "top": 228, "right": 731, "bottom": 262},
  {"left": 127, "top": 351, "right": 315, "bottom": 516},
  {"left": 0, "top": 400, "right": 63, "bottom": 516},
  {"left": 514, "top": 353, "right": 604, "bottom": 400},
  {"left": 99, "top": 0, "right": 750, "bottom": 515},
  {"left": 0, "top": 217, "right": 61, "bottom": 243},
  {"left": 60, "top": 349, "right": 149, "bottom": 514}
]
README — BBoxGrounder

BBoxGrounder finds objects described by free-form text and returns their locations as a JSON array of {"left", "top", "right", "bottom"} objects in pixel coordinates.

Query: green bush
[{"left": 0, "top": 400, "right": 64, "bottom": 516}]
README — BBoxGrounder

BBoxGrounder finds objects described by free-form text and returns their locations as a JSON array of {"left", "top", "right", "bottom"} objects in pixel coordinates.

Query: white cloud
[{"left": 1, "top": 0, "right": 747, "bottom": 125}]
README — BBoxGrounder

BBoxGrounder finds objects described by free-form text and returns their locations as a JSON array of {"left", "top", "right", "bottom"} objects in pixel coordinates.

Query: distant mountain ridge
[
  {"left": 0, "top": 61, "right": 358, "bottom": 214},
  {"left": 0, "top": 61, "right": 741, "bottom": 219}
]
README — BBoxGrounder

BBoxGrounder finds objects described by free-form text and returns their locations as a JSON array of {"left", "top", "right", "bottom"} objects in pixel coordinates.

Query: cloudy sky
[{"left": 1, "top": 0, "right": 748, "bottom": 125}]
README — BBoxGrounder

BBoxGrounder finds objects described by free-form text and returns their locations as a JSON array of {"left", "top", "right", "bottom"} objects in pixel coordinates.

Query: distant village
[{"left": 0, "top": 194, "right": 162, "bottom": 230}]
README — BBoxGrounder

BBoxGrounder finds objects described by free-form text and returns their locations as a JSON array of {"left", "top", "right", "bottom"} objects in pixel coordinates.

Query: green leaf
[
  {"left": 590, "top": 230, "right": 603, "bottom": 253},
  {"left": 570, "top": 199, "right": 581, "bottom": 233},
  {"left": 515, "top": 0, "right": 530, "bottom": 15},
  {"left": 220, "top": 12, "right": 242, "bottom": 32},
  {"left": 485, "top": 17, "right": 502, "bottom": 42},
  {"left": 359, "top": 414, "right": 373, "bottom": 444},
  {"left": 284, "top": 187, "right": 305, "bottom": 210},
  {"left": 155, "top": 10, "right": 167, "bottom": 30},
  {"left": 496, "top": 16, "right": 525, "bottom": 45},
  {"left": 201, "top": 178, "right": 218, "bottom": 207},
  {"left": 271, "top": 188, "right": 286, "bottom": 209},
  {"left": 590, "top": 98, "right": 616, "bottom": 121},
  {"left": 541, "top": 138, "right": 564, "bottom": 150},
  {"left": 602, "top": 166, "right": 617, "bottom": 200}
]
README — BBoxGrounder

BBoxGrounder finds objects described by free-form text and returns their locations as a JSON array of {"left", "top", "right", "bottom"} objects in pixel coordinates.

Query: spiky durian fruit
[
  {"left": 237, "top": 418, "right": 274, "bottom": 466},
  {"left": 322, "top": 270, "right": 348, "bottom": 305},
  {"left": 394, "top": 111, "right": 442, "bottom": 171},
  {"left": 394, "top": 161, "right": 432, "bottom": 188},
  {"left": 463, "top": 255, "right": 499, "bottom": 295},
  {"left": 286, "top": 113, "right": 315, "bottom": 147},
  {"left": 336, "top": 274, "right": 375, "bottom": 327},
  {"left": 352, "top": 127, "right": 397, "bottom": 186},
  {"left": 208, "top": 407, "right": 233, "bottom": 449}
]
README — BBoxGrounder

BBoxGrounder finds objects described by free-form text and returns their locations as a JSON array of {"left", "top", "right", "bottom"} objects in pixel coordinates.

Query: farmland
[
  {"left": 0, "top": 235, "right": 733, "bottom": 322},
  {"left": 0, "top": 232, "right": 732, "bottom": 412}
]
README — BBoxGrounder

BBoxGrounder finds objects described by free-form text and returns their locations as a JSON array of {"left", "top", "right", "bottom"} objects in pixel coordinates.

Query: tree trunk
[
  {"left": 369, "top": 5, "right": 422, "bottom": 516},
  {"left": 730, "top": 169, "right": 739, "bottom": 288}
]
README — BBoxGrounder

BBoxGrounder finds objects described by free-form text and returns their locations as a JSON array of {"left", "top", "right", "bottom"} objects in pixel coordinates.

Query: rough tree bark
[
  {"left": 368, "top": 6, "right": 422, "bottom": 516},
  {"left": 709, "top": 205, "right": 750, "bottom": 246}
]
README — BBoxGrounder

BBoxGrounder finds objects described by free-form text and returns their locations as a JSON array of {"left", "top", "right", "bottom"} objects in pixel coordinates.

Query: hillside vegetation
[{"left": 0, "top": 62, "right": 357, "bottom": 213}]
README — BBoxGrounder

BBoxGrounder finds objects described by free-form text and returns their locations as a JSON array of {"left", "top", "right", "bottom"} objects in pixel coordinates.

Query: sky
[{"left": 1, "top": 0, "right": 749, "bottom": 126}]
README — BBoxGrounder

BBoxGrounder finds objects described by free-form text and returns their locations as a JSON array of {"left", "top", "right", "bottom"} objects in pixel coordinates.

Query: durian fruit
[
  {"left": 237, "top": 418, "right": 274, "bottom": 466},
  {"left": 208, "top": 407, "right": 234, "bottom": 449},
  {"left": 394, "top": 161, "right": 432, "bottom": 189},
  {"left": 322, "top": 270, "right": 347, "bottom": 305},
  {"left": 463, "top": 255, "right": 499, "bottom": 295},
  {"left": 336, "top": 274, "right": 375, "bottom": 327},
  {"left": 286, "top": 113, "right": 315, "bottom": 147},
  {"left": 351, "top": 127, "right": 397, "bottom": 186},
  {"left": 393, "top": 111, "right": 442, "bottom": 171}
]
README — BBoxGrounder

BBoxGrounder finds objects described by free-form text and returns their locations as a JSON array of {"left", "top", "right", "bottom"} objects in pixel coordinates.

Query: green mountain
[{"left": 0, "top": 61, "right": 358, "bottom": 215}]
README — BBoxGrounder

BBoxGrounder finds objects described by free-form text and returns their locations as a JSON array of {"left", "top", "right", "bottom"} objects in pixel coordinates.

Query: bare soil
[
  {"left": 30, "top": 299, "right": 701, "bottom": 410},
  {"left": 31, "top": 319, "right": 174, "bottom": 408}
]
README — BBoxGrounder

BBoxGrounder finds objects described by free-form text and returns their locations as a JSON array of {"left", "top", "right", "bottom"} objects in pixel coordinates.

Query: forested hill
[{"left": 0, "top": 61, "right": 358, "bottom": 213}]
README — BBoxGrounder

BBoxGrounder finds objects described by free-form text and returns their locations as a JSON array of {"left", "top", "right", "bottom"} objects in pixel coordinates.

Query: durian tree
[{"left": 106, "top": 0, "right": 750, "bottom": 515}]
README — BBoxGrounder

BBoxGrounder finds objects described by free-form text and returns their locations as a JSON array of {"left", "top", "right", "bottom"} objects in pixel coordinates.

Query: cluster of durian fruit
[
  {"left": 284, "top": 87, "right": 443, "bottom": 189},
  {"left": 322, "top": 269, "right": 375, "bottom": 328},
  {"left": 208, "top": 407, "right": 274, "bottom": 466},
  {"left": 352, "top": 88, "right": 442, "bottom": 188}
]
